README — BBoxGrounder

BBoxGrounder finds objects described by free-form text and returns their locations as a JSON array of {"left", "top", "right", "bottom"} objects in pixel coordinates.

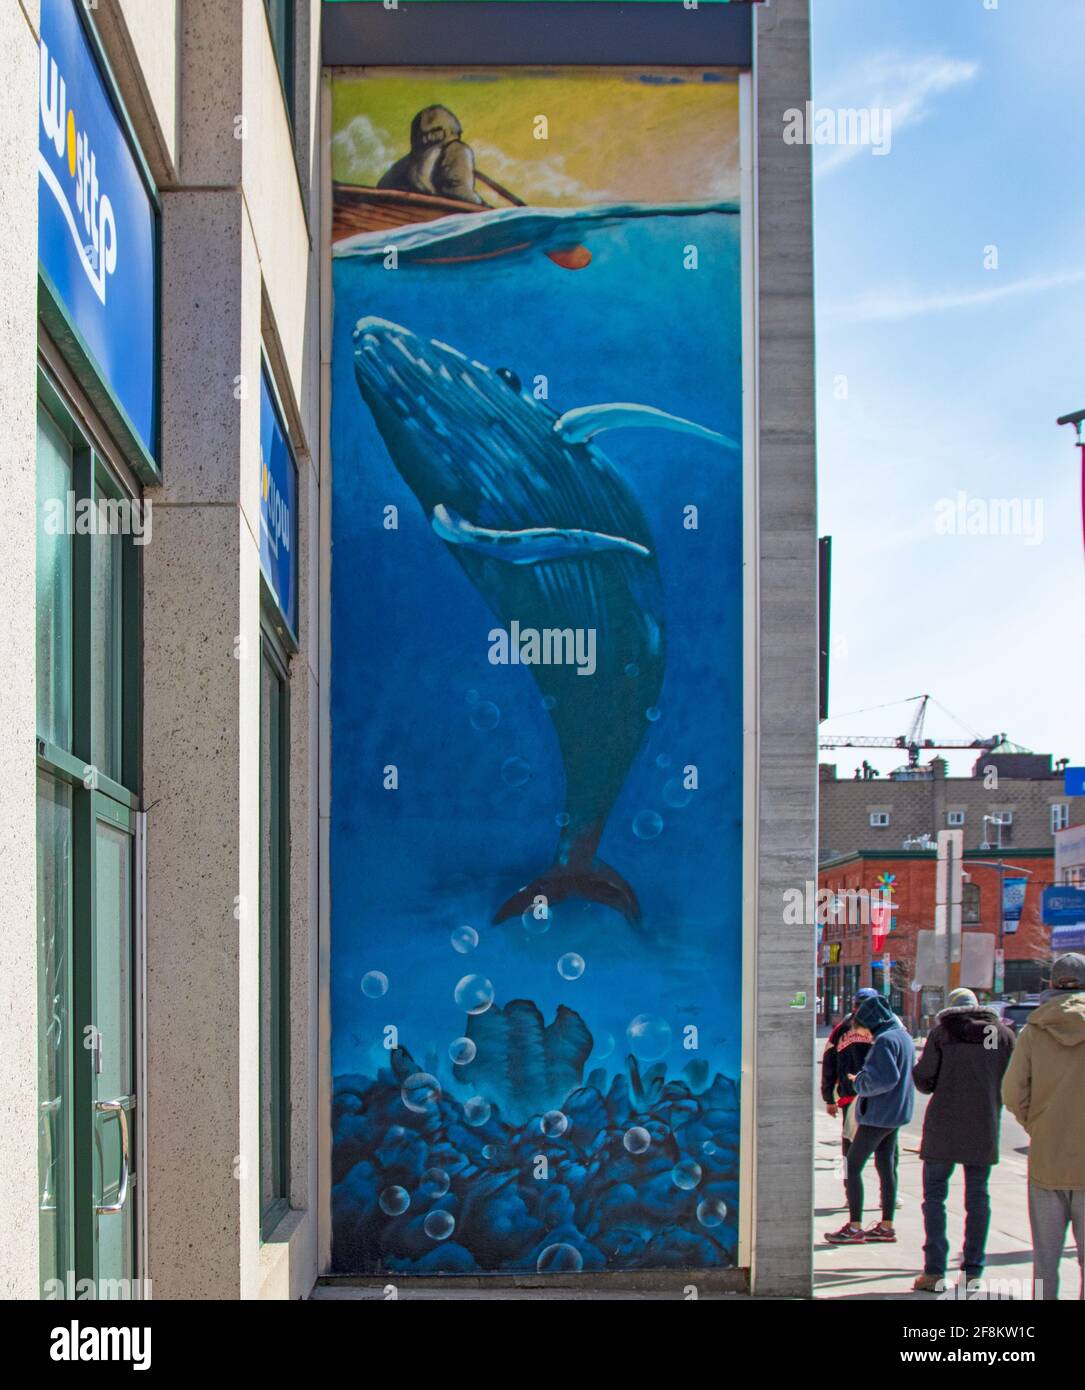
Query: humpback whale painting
[
  {"left": 329, "top": 68, "right": 746, "bottom": 1275},
  {"left": 352, "top": 315, "right": 737, "bottom": 924}
]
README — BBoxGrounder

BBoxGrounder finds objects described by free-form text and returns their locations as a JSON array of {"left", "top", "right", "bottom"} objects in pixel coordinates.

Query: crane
[{"left": 818, "top": 694, "right": 1001, "bottom": 769}]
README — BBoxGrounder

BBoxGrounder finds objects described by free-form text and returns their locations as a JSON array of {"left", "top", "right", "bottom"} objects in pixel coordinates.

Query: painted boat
[{"left": 331, "top": 182, "right": 591, "bottom": 270}]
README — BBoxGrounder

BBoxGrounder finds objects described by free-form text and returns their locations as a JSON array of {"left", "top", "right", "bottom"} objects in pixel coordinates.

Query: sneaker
[
  {"left": 864, "top": 1221, "right": 897, "bottom": 1242},
  {"left": 912, "top": 1273, "right": 944, "bottom": 1293},
  {"left": 825, "top": 1222, "right": 866, "bottom": 1244}
]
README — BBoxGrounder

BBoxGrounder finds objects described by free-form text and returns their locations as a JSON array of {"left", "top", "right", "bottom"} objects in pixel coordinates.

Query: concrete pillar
[
  {"left": 143, "top": 185, "right": 264, "bottom": 1298},
  {"left": 750, "top": 0, "right": 818, "bottom": 1297},
  {"left": 0, "top": 0, "right": 43, "bottom": 1301}
]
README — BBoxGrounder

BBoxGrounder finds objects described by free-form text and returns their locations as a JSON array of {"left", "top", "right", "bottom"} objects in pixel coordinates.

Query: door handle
[{"left": 94, "top": 1098, "right": 130, "bottom": 1215}]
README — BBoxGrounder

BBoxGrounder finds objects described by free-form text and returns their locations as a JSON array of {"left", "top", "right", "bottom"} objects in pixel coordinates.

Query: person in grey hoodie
[
  {"left": 1002, "top": 952, "right": 1085, "bottom": 1300},
  {"left": 825, "top": 993, "right": 916, "bottom": 1245}
]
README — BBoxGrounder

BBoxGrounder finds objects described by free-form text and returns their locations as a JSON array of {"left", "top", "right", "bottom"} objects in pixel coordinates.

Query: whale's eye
[{"left": 496, "top": 367, "right": 521, "bottom": 393}]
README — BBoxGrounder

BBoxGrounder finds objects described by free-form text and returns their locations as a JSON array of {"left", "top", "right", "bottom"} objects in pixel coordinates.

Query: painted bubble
[
  {"left": 451, "top": 924, "right": 479, "bottom": 954},
  {"left": 360, "top": 971, "right": 388, "bottom": 998},
  {"left": 697, "top": 1197, "right": 729, "bottom": 1229},
  {"left": 557, "top": 952, "right": 585, "bottom": 981},
  {"left": 421, "top": 1168, "right": 450, "bottom": 1198},
  {"left": 702, "top": 1140, "right": 718, "bottom": 1156},
  {"left": 624, "top": 662, "right": 640, "bottom": 678},
  {"left": 646, "top": 706, "right": 661, "bottom": 722},
  {"left": 537, "top": 1243, "right": 584, "bottom": 1274},
  {"left": 627, "top": 1013, "right": 672, "bottom": 1062},
  {"left": 521, "top": 905, "right": 551, "bottom": 937},
  {"left": 632, "top": 810, "right": 663, "bottom": 840},
  {"left": 449, "top": 1036, "right": 477, "bottom": 1066},
  {"left": 592, "top": 1032, "right": 616, "bottom": 1061},
  {"left": 463, "top": 1096, "right": 492, "bottom": 1127},
  {"left": 623, "top": 1126, "right": 652, "bottom": 1155},
  {"left": 470, "top": 701, "right": 500, "bottom": 732},
  {"left": 501, "top": 755, "right": 532, "bottom": 788},
  {"left": 482, "top": 1144, "right": 496, "bottom": 1160},
  {"left": 541, "top": 695, "right": 556, "bottom": 711},
  {"left": 454, "top": 974, "right": 495, "bottom": 1015},
  {"left": 555, "top": 811, "right": 570, "bottom": 828},
  {"left": 401, "top": 1072, "right": 441, "bottom": 1115},
  {"left": 378, "top": 1185, "right": 410, "bottom": 1216},
  {"left": 671, "top": 1159, "right": 703, "bottom": 1191},
  {"left": 656, "top": 753, "right": 672, "bottom": 769},
  {"left": 663, "top": 778, "right": 692, "bottom": 809},
  {"left": 465, "top": 689, "right": 479, "bottom": 706},
  {"left": 424, "top": 1210, "right": 456, "bottom": 1242},
  {"left": 541, "top": 1110, "right": 569, "bottom": 1138}
]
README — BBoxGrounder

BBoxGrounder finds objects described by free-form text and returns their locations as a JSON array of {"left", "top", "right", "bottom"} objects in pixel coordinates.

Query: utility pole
[
  {"left": 936, "top": 829, "right": 963, "bottom": 1009},
  {"left": 1056, "top": 407, "right": 1085, "bottom": 564}
]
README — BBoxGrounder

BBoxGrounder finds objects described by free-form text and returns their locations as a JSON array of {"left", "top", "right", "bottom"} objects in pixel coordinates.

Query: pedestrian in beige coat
[{"left": 1001, "top": 952, "right": 1085, "bottom": 1300}]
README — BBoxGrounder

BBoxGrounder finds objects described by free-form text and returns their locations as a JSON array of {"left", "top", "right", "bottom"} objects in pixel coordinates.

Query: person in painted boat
[{"left": 378, "top": 105, "right": 487, "bottom": 206}]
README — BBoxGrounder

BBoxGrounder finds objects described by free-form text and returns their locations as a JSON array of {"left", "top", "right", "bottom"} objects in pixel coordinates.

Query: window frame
[
  {"left": 258, "top": 608, "right": 292, "bottom": 1239},
  {"left": 35, "top": 365, "right": 141, "bottom": 1292}
]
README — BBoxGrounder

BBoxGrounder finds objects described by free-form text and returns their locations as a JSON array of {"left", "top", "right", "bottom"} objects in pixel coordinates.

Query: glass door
[{"left": 91, "top": 795, "right": 136, "bottom": 1287}]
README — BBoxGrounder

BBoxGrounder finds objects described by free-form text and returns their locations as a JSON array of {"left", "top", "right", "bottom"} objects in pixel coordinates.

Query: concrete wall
[
  {"left": 0, "top": 0, "right": 44, "bottom": 1301},
  {"left": 96, "top": 0, "right": 324, "bottom": 1299},
  {"left": 94, "top": 1, "right": 180, "bottom": 185},
  {"left": 750, "top": 0, "right": 817, "bottom": 1298}
]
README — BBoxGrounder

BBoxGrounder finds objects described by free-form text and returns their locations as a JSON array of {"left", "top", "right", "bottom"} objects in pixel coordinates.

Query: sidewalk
[{"left": 813, "top": 1098, "right": 1038, "bottom": 1300}]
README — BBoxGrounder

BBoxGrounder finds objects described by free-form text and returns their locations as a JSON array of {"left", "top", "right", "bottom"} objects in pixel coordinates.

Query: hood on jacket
[
  {"left": 1026, "top": 991, "right": 1085, "bottom": 1047},
  {"left": 855, "top": 994, "right": 897, "bottom": 1035},
  {"left": 935, "top": 1004, "right": 999, "bottom": 1043}
]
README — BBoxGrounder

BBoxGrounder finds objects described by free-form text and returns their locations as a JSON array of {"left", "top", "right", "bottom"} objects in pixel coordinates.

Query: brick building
[
  {"left": 819, "top": 747, "right": 1085, "bottom": 864},
  {"left": 817, "top": 847, "right": 1056, "bottom": 1032}
]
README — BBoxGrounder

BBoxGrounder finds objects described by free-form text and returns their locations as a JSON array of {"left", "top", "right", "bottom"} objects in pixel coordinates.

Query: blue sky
[{"left": 811, "top": 0, "right": 1085, "bottom": 776}]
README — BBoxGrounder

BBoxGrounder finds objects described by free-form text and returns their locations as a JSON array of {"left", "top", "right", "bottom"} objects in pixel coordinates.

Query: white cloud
[
  {"left": 814, "top": 52, "right": 979, "bottom": 176},
  {"left": 472, "top": 142, "right": 611, "bottom": 205},
  {"left": 824, "top": 267, "right": 1085, "bottom": 323},
  {"left": 332, "top": 114, "right": 396, "bottom": 183}
]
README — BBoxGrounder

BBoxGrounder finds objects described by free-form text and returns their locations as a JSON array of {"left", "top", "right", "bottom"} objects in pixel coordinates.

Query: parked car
[{"left": 991, "top": 999, "right": 1039, "bottom": 1033}]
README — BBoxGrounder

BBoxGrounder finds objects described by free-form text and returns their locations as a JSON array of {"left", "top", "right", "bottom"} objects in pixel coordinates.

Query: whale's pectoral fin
[
  {"left": 493, "top": 860, "right": 641, "bottom": 927},
  {"left": 431, "top": 503, "right": 650, "bottom": 564},
  {"left": 554, "top": 402, "right": 739, "bottom": 452}
]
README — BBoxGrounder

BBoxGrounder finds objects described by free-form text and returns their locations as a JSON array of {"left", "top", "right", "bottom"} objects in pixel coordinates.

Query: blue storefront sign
[
  {"left": 1064, "top": 766, "right": 1085, "bottom": 797},
  {"left": 1052, "top": 923, "right": 1085, "bottom": 951},
  {"left": 1041, "top": 886, "right": 1085, "bottom": 926},
  {"left": 38, "top": 0, "right": 158, "bottom": 469},
  {"left": 260, "top": 367, "right": 298, "bottom": 638}
]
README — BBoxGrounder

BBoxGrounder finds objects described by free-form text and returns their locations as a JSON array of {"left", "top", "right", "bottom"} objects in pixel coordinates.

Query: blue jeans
[{"left": 922, "top": 1161, "right": 991, "bottom": 1278}]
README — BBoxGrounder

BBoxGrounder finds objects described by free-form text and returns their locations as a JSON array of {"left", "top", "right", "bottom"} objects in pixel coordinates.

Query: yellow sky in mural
[{"left": 330, "top": 69, "right": 740, "bottom": 207}]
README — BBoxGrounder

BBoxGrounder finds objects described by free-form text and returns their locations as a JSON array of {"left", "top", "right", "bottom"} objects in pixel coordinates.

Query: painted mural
[{"left": 329, "top": 68, "right": 744, "bottom": 1275}]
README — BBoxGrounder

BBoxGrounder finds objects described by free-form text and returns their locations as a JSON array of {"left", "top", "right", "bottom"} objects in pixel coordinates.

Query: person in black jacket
[
  {"left": 821, "top": 988, "right": 877, "bottom": 1200},
  {"left": 911, "top": 987, "right": 1015, "bottom": 1292}
]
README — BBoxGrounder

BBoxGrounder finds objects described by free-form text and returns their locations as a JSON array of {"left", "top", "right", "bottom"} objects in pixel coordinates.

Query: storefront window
[
  {"left": 36, "top": 774, "right": 72, "bottom": 1294},
  {"left": 36, "top": 404, "right": 73, "bottom": 749},
  {"left": 35, "top": 369, "right": 140, "bottom": 1292},
  {"left": 264, "top": 0, "right": 294, "bottom": 126}
]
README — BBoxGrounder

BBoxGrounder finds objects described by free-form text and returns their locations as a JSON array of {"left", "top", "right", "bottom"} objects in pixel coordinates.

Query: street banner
[{"left": 1001, "top": 876, "right": 1027, "bottom": 936}]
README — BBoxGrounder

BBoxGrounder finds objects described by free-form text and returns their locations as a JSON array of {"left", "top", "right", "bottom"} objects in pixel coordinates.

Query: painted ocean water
[{"left": 329, "top": 203, "right": 745, "bottom": 1273}]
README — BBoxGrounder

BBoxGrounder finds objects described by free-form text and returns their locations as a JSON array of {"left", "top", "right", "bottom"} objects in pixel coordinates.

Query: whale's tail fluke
[{"left": 493, "top": 859, "right": 641, "bottom": 927}]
